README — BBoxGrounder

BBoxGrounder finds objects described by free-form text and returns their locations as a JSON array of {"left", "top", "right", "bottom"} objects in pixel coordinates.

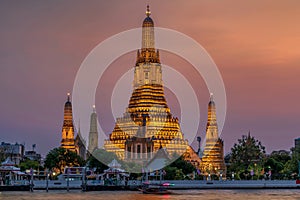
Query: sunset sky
[{"left": 0, "top": 0, "right": 299, "bottom": 156}]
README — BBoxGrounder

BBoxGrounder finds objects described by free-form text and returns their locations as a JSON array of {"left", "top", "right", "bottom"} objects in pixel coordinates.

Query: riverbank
[
  {"left": 154, "top": 180, "right": 300, "bottom": 190},
  {"left": 0, "top": 185, "right": 30, "bottom": 191},
  {"left": 1, "top": 180, "right": 299, "bottom": 191},
  {"left": 0, "top": 189, "right": 299, "bottom": 200}
]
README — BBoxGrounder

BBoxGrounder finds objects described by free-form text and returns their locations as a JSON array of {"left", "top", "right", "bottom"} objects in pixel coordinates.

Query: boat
[
  {"left": 141, "top": 182, "right": 173, "bottom": 195},
  {"left": 142, "top": 187, "right": 173, "bottom": 194}
]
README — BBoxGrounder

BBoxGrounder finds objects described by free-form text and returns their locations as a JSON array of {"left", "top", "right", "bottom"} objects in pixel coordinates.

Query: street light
[
  {"left": 46, "top": 169, "right": 49, "bottom": 192},
  {"left": 67, "top": 167, "right": 70, "bottom": 192}
]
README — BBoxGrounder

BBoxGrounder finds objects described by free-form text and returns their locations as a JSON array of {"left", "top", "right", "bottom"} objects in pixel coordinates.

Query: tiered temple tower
[
  {"left": 60, "top": 93, "right": 86, "bottom": 159},
  {"left": 104, "top": 6, "right": 189, "bottom": 163},
  {"left": 61, "top": 93, "right": 76, "bottom": 151},
  {"left": 200, "top": 94, "right": 226, "bottom": 177},
  {"left": 88, "top": 105, "right": 99, "bottom": 154}
]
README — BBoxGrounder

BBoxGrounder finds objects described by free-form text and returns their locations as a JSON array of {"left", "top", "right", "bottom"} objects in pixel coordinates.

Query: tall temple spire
[
  {"left": 134, "top": 5, "right": 161, "bottom": 88},
  {"left": 142, "top": 5, "right": 154, "bottom": 50},
  {"left": 61, "top": 93, "right": 76, "bottom": 151},
  {"left": 207, "top": 93, "right": 218, "bottom": 139},
  {"left": 200, "top": 94, "right": 226, "bottom": 178},
  {"left": 88, "top": 105, "right": 98, "bottom": 154}
]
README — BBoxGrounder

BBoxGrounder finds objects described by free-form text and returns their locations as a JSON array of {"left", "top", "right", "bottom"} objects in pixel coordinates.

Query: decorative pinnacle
[
  {"left": 146, "top": 5, "right": 151, "bottom": 17},
  {"left": 67, "top": 93, "right": 70, "bottom": 102},
  {"left": 92, "top": 105, "right": 96, "bottom": 113},
  {"left": 210, "top": 93, "right": 214, "bottom": 101}
]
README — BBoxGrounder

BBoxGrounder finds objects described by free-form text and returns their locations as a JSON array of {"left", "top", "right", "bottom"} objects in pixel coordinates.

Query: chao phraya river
[{"left": 0, "top": 190, "right": 299, "bottom": 200}]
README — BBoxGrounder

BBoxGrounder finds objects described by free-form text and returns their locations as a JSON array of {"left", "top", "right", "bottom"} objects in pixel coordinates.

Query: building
[
  {"left": 0, "top": 142, "right": 24, "bottom": 165},
  {"left": 200, "top": 94, "right": 226, "bottom": 178},
  {"left": 88, "top": 105, "right": 98, "bottom": 155},
  {"left": 60, "top": 93, "right": 86, "bottom": 159},
  {"left": 23, "top": 144, "right": 42, "bottom": 164},
  {"left": 24, "top": 150, "right": 41, "bottom": 163},
  {"left": 104, "top": 6, "right": 199, "bottom": 168},
  {"left": 182, "top": 146, "right": 202, "bottom": 171},
  {"left": 60, "top": 93, "right": 76, "bottom": 151}
]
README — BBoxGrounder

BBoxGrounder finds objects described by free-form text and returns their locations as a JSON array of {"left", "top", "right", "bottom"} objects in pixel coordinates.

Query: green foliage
[
  {"left": 163, "top": 156, "right": 195, "bottom": 180},
  {"left": 264, "top": 150, "right": 291, "bottom": 179},
  {"left": 44, "top": 147, "right": 85, "bottom": 174},
  {"left": 228, "top": 134, "right": 266, "bottom": 179},
  {"left": 87, "top": 149, "right": 119, "bottom": 173},
  {"left": 163, "top": 166, "right": 177, "bottom": 180},
  {"left": 228, "top": 136, "right": 296, "bottom": 180},
  {"left": 86, "top": 155, "right": 108, "bottom": 174},
  {"left": 174, "top": 169, "right": 185, "bottom": 180},
  {"left": 169, "top": 156, "right": 195, "bottom": 175},
  {"left": 0, "top": 148, "right": 5, "bottom": 163},
  {"left": 270, "top": 150, "right": 291, "bottom": 163},
  {"left": 91, "top": 149, "right": 118, "bottom": 165},
  {"left": 19, "top": 159, "right": 40, "bottom": 171},
  {"left": 283, "top": 148, "right": 300, "bottom": 179},
  {"left": 89, "top": 149, "right": 141, "bottom": 173}
]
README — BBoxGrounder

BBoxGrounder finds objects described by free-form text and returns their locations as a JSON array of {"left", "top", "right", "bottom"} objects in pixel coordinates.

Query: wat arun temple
[
  {"left": 60, "top": 6, "right": 226, "bottom": 177},
  {"left": 104, "top": 6, "right": 188, "bottom": 159}
]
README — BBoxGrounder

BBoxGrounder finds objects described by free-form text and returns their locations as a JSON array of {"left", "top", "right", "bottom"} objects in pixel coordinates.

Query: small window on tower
[{"left": 145, "top": 72, "right": 149, "bottom": 79}]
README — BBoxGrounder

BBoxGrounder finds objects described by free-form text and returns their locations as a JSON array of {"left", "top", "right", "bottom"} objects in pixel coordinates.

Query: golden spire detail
[
  {"left": 146, "top": 5, "right": 151, "bottom": 17},
  {"left": 67, "top": 92, "right": 70, "bottom": 102}
]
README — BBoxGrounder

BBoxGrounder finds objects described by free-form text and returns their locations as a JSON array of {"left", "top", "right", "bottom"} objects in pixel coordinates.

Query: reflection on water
[{"left": 0, "top": 190, "right": 299, "bottom": 200}]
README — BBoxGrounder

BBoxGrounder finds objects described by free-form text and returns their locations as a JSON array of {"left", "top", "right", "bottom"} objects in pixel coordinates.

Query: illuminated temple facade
[
  {"left": 60, "top": 93, "right": 86, "bottom": 159},
  {"left": 200, "top": 94, "right": 226, "bottom": 177},
  {"left": 104, "top": 6, "right": 193, "bottom": 164},
  {"left": 61, "top": 93, "right": 76, "bottom": 151}
]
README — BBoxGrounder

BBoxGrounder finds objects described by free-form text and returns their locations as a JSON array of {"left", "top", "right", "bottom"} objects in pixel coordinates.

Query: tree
[
  {"left": 44, "top": 147, "right": 85, "bottom": 174},
  {"left": 229, "top": 133, "right": 266, "bottom": 180},
  {"left": 168, "top": 156, "right": 195, "bottom": 175},
  {"left": 163, "top": 156, "right": 195, "bottom": 180},
  {"left": 283, "top": 147, "right": 300, "bottom": 179},
  {"left": 86, "top": 155, "right": 108, "bottom": 174},
  {"left": 87, "top": 149, "right": 144, "bottom": 176},
  {"left": 19, "top": 159, "right": 40, "bottom": 172},
  {"left": 0, "top": 148, "right": 6, "bottom": 163},
  {"left": 264, "top": 150, "right": 291, "bottom": 179},
  {"left": 163, "top": 166, "right": 178, "bottom": 180},
  {"left": 90, "top": 149, "right": 119, "bottom": 164}
]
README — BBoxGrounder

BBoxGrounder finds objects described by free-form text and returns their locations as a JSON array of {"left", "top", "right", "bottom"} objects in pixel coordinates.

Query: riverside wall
[{"left": 32, "top": 180, "right": 300, "bottom": 190}]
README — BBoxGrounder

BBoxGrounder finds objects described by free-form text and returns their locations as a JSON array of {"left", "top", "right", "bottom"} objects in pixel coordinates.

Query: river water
[{"left": 0, "top": 190, "right": 299, "bottom": 200}]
